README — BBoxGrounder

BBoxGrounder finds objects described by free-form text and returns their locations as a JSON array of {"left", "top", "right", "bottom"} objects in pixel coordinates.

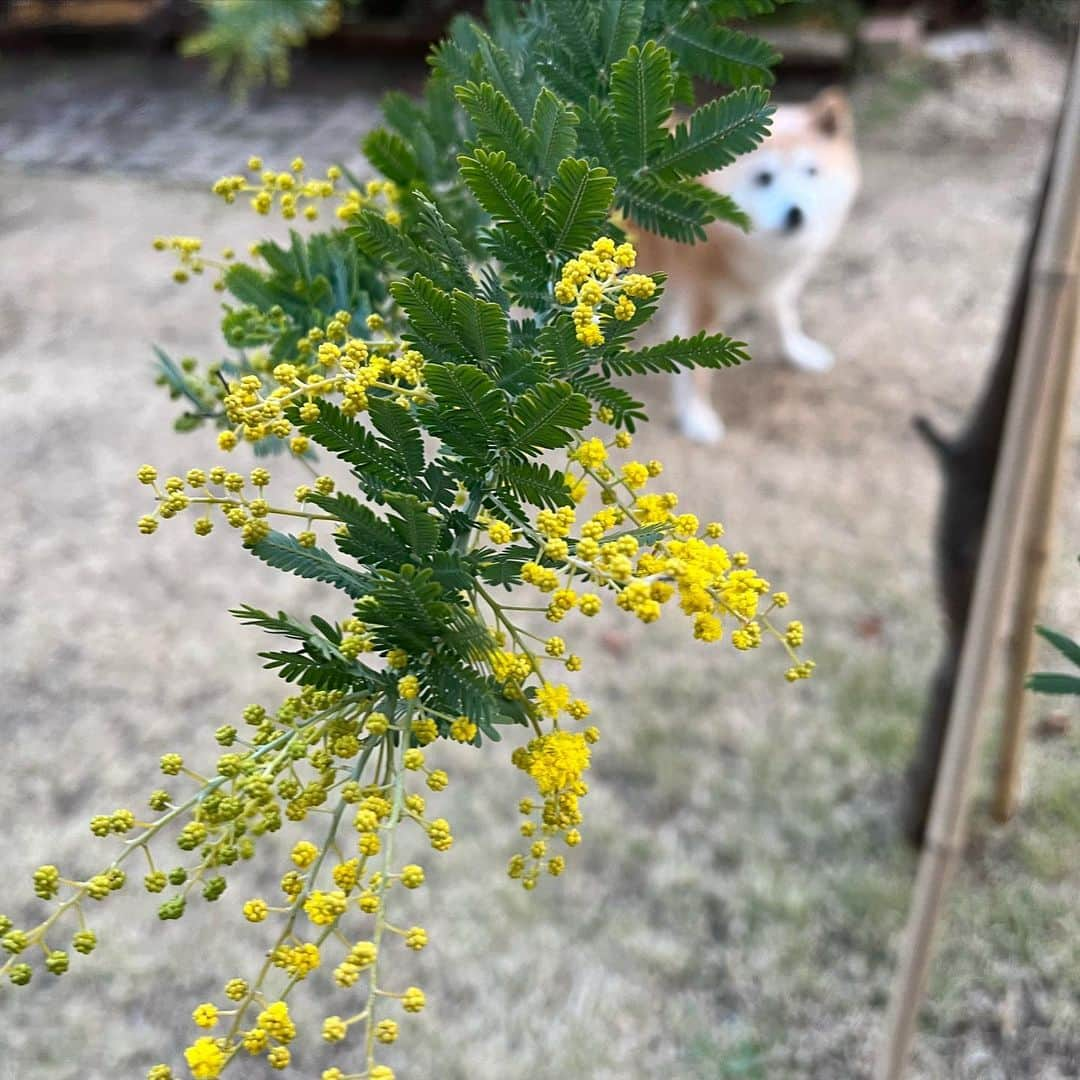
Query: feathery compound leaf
[
  {"left": 616, "top": 174, "right": 719, "bottom": 243},
  {"left": 606, "top": 331, "right": 749, "bottom": 376},
  {"left": 568, "top": 372, "right": 648, "bottom": 430},
  {"left": 451, "top": 290, "right": 511, "bottom": 365},
  {"left": 390, "top": 274, "right": 469, "bottom": 363},
  {"left": 701, "top": 190, "right": 752, "bottom": 232},
  {"left": 471, "top": 26, "right": 536, "bottom": 121},
  {"left": 361, "top": 128, "right": 420, "bottom": 187},
  {"left": 650, "top": 87, "right": 773, "bottom": 180},
  {"left": 455, "top": 82, "right": 534, "bottom": 172},
  {"left": 383, "top": 492, "right": 444, "bottom": 558},
  {"left": 349, "top": 210, "right": 468, "bottom": 294},
  {"left": 543, "top": 159, "right": 618, "bottom": 255},
  {"left": 505, "top": 381, "right": 591, "bottom": 453},
  {"left": 597, "top": 0, "right": 646, "bottom": 67},
  {"left": 296, "top": 400, "right": 418, "bottom": 495},
  {"left": 425, "top": 362, "right": 509, "bottom": 429},
  {"left": 258, "top": 651, "right": 366, "bottom": 692},
  {"left": 530, "top": 88, "right": 579, "bottom": 179},
  {"left": 666, "top": 21, "right": 780, "bottom": 88},
  {"left": 429, "top": 35, "right": 483, "bottom": 90},
  {"left": 362, "top": 568, "right": 456, "bottom": 655},
  {"left": 538, "top": 317, "right": 587, "bottom": 375},
  {"left": 542, "top": 0, "right": 602, "bottom": 80},
  {"left": 609, "top": 41, "right": 674, "bottom": 172},
  {"left": 413, "top": 195, "right": 476, "bottom": 286},
  {"left": 308, "top": 493, "right": 411, "bottom": 568},
  {"left": 250, "top": 532, "right": 371, "bottom": 598},
  {"left": 458, "top": 149, "right": 549, "bottom": 256},
  {"left": 367, "top": 396, "right": 426, "bottom": 479},
  {"left": 229, "top": 605, "right": 317, "bottom": 642},
  {"left": 497, "top": 459, "right": 573, "bottom": 509}
]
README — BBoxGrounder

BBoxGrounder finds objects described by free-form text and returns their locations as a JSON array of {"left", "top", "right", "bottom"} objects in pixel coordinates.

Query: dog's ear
[{"left": 810, "top": 88, "right": 853, "bottom": 139}]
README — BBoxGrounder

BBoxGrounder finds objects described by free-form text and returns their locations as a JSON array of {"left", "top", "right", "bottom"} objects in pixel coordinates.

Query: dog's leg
[
  {"left": 673, "top": 366, "right": 724, "bottom": 444},
  {"left": 668, "top": 287, "right": 726, "bottom": 443},
  {"left": 765, "top": 278, "right": 834, "bottom": 373}
]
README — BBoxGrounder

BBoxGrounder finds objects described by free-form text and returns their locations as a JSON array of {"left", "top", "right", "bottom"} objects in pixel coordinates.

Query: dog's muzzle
[{"left": 783, "top": 205, "right": 804, "bottom": 233}]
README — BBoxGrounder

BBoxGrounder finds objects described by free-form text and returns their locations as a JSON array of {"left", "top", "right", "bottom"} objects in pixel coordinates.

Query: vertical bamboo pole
[
  {"left": 876, "top": 38, "right": 1080, "bottom": 1080},
  {"left": 992, "top": 249, "right": 1080, "bottom": 822}
]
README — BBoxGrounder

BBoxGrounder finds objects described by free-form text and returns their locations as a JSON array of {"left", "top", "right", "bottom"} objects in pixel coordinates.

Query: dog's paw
[
  {"left": 678, "top": 398, "right": 725, "bottom": 444},
  {"left": 784, "top": 335, "right": 835, "bottom": 373}
]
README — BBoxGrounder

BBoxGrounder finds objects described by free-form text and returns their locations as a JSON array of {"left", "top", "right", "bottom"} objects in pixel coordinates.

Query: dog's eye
[
  {"left": 755, "top": 171, "right": 774, "bottom": 187},
  {"left": 806, "top": 165, "right": 818, "bottom": 177}
]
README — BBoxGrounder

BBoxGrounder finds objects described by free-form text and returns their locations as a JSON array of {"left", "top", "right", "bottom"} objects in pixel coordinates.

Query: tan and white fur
[{"left": 636, "top": 88, "right": 860, "bottom": 444}]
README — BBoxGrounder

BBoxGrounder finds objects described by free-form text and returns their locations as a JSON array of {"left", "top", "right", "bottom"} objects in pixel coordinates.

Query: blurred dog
[{"left": 636, "top": 88, "right": 860, "bottom": 443}]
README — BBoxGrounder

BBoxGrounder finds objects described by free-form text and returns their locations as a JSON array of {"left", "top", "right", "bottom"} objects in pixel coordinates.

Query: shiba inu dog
[{"left": 636, "top": 88, "right": 860, "bottom": 444}]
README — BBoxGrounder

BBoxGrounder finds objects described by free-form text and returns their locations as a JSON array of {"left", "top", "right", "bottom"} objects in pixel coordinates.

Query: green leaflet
[
  {"left": 249, "top": 532, "right": 371, "bottom": 599},
  {"left": 650, "top": 87, "right": 773, "bottom": 181},
  {"left": 543, "top": 159, "right": 617, "bottom": 255},
  {"left": 458, "top": 149, "right": 549, "bottom": 257},
  {"left": 609, "top": 41, "right": 674, "bottom": 173},
  {"left": 505, "top": 382, "right": 591, "bottom": 454}
]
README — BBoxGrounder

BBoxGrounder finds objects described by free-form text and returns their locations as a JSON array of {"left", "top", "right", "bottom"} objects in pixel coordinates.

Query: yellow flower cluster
[
  {"left": 159, "top": 160, "right": 399, "bottom": 299},
  {"left": 553, "top": 237, "right": 658, "bottom": 346},
  {"left": 212, "top": 313, "right": 427, "bottom": 452},
  {"left": 159, "top": 700, "right": 455, "bottom": 1079},
  {"left": 212, "top": 156, "right": 338, "bottom": 221},
  {"left": 513, "top": 433, "right": 814, "bottom": 681},
  {"left": 508, "top": 728, "right": 597, "bottom": 889},
  {"left": 150, "top": 235, "right": 236, "bottom": 286},
  {"left": 211, "top": 156, "right": 401, "bottom": 226},
  {"left": 134, "top": 462, "right": 335, "bottom": 547}
]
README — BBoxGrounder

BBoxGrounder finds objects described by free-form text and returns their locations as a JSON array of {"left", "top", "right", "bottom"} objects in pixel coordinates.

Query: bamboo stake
[
  {"left": 876, "top": 37, "right": 1080, "bottom": 1080},
  {"left": 992, "top": 272, "right": 1079, "bottom": 823}
]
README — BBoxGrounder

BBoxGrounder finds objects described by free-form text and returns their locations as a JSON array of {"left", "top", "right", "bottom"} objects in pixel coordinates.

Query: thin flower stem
[{"left": 363, "top": 707, "right": 411, "bottom": 1072}]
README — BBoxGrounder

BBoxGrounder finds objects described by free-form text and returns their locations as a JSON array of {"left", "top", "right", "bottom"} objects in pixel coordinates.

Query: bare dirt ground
[{"left": 2, "top": 29, "right": 1078, "bottom": 1080}]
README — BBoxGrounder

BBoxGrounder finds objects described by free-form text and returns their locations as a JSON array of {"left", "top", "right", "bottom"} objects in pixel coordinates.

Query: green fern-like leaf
[
  {"left": 666, "top": 21, "right": 780, "bottom": 88},
  {"left": 456, "top": 82, "right": 534, "bottom": 172},
  {"left": 541, "top": 0, "right": 602, "bottom": 82},
  {"left": 249, "top": 532, "right": 371, "bottom": 598},
  {"left": 650, "top": 87, "right": 773, "bottom": 180},
  {"left": 451, "top": 290, "right": 511, "bottom": 365},
  {"left": 504, "top": 382, "right": 591, "bottom": 454},
  {"left": 390, "top": 275, "right": 470, "bottom": 364},
  {"left": 180, "top": 0, "right": 339, "bottom": 91},
  {"left": 609, "top": 41, "right": 674, "bottom": 173},
  {"left": 308, "top": 493, "right": 411, "bottom": 568},
  {"left": 543, "top": 159, "right": 618, "bottom": 255},
  {"left": 530, "top": 88, "right": 580, "bottom": 179},
  {"left": 413, "top": 195, "right": 477, "bottom": 287},
  {"left": 367, "top": 396, "right": 426, "bottom": 480},
  {"left": 458, "top": 149, "right": 549, "bottom": 257},
  {"left": 616, "top": 174, "right": 719, "bottom": 243},
  {"left": 422, "top": 363, "right": 509, "bottom": 464},
  {"left": 348, "top": 210, "right": 470, "bottom": 295},
  {"left": 259, "top": 650, "right": 366, "bottom": 691},
  {"left": 597, "top": 0, "right": 647, "bottom": 67},
  {"left": 296, "top": 401, "right": 418, "bottom": 497},
  {"left": 383, "top": 492, "right": 444, "bottom": 559},
  {"left": 361, "top": 129, "right": 420, "bottom": 188},
  {"left": 497, "top": 459, "right": 573, "bottom": 509},
  {"left": 605, "top": 331, "right": 749, "bottom": 376}
]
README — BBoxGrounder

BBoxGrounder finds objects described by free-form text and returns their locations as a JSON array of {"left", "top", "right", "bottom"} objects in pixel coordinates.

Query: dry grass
[{"left": 2, "top": 28, "right": 1079, "bottom": 1080}]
